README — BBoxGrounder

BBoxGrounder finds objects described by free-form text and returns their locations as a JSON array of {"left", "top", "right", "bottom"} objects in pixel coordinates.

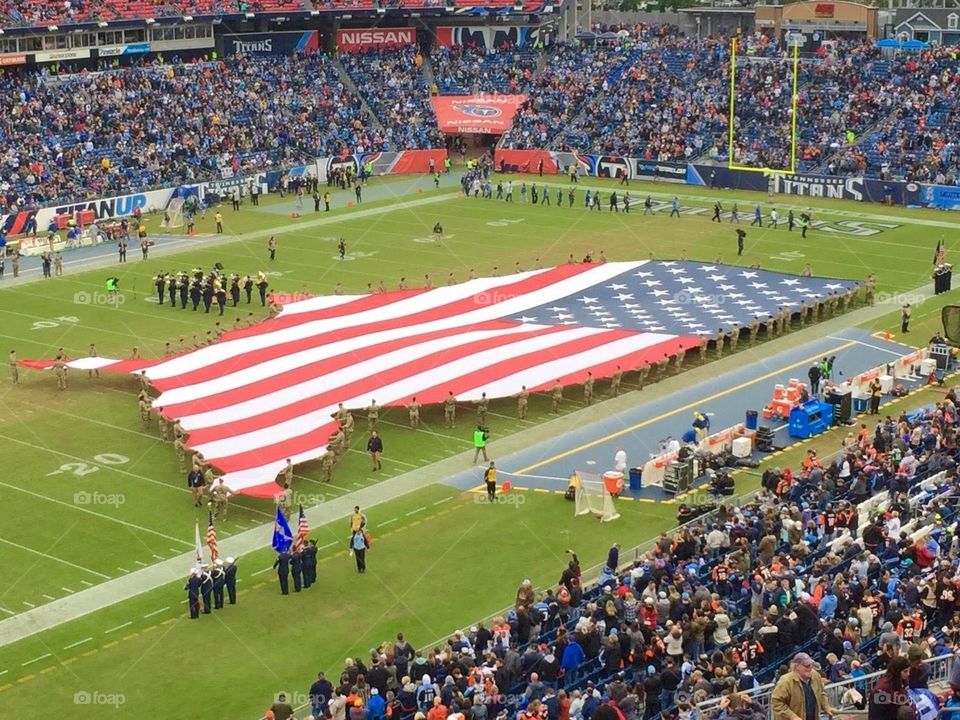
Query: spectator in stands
[{"left": 772, "top": 652, "right": 836, "bottom": 720}]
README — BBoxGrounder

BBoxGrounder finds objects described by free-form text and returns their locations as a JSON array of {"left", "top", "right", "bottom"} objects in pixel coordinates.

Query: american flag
[
  {"left": 206, "top": 512, "right": 219, "bottom": 563},
  {"left": 21, "top": 261, "right": 856, "bottom": 497},
  {"left": 294, "top": 505, "right": 310, "bottom": 553}
]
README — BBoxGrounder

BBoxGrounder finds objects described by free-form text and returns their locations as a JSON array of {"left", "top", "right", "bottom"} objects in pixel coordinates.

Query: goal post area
[
  {"left": 727, "top": 37, "right": 801, "bottom": 176},
  {"left": 572, "top": 471, "right": 620, "bottom": 523}
]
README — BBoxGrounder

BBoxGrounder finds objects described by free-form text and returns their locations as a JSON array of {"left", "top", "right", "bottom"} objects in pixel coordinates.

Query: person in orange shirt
[{"left": 427, "top": 697, "right": 447, "bottom": 720}]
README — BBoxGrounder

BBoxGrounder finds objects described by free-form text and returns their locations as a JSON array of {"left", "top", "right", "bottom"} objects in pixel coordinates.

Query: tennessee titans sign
[{"left": 459, "top": 105, "right": 502, "bottom": 118}]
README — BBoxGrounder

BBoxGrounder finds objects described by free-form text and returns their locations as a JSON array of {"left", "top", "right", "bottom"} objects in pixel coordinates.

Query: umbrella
[
  {"left": 598, "top": 31, "right": 620, "bottom": 40},
  {"left": 575, "top": 31, "right": 597, "bottom": 41},
  {"left": 875, "top": 38, "right": 900, "bottom": 48},
  {"left": 903, "top": 39, "right": 929, "bottom": 49}
]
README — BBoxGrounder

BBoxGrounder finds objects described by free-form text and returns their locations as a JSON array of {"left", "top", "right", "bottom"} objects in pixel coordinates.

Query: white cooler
[
  {"left": 920, "top": 358, "right": 937, "bottom": 376},
  {"left": 732, "top": 436, "right": 752, "bottom": 458},
  {"left": 879, "top": 374, "right": 894, "bottom": 393}
]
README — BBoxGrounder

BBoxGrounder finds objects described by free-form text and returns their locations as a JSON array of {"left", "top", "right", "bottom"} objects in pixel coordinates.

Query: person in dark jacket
[{"left": 869, "top": 656, "right": 911, "bottom": 720}]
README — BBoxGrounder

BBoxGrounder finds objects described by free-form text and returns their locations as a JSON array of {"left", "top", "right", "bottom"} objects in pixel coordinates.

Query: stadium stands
[
  {"left": 0, "top": 54, "right": 378, "bottom": 206},
  {"left": 303, "top": 396, "right": 960, "bottom": 720},
  {"left": 339, "top": 47, "right": 443, "bottom": 151},
  {"left": 2, "top": 24, "right": 959, "bottom": 210}
]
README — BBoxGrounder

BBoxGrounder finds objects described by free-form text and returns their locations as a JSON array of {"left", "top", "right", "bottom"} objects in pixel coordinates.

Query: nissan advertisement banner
[{"left": 336, "top": 27, "right": 416, "bottom": 52}]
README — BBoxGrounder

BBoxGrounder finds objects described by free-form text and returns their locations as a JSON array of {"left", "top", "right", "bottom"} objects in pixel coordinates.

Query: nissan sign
[{"left": 337, "top": 28, "right": 416, "bottom": 52}]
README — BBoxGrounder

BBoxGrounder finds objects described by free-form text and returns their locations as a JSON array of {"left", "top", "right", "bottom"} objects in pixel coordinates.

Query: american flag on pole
[
  {"left": 294, "top": 505, "right": 310, "bottom": 553},
  {"left": 206, "top": 512, "right": 219, "bottom": 563},
  {"left": 21, "top": 261, "right": 857, "bottom": 497}
]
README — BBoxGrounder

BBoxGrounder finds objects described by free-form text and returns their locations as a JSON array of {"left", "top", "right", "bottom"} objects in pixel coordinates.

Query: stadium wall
[{"left": 494, "top": 149, "right": 959, "bottom": 210}]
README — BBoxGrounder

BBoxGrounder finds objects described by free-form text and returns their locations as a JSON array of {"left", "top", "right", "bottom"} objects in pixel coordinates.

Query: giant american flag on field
[{"left": 22, "top": 261, "right": 858, "bottom": 497}]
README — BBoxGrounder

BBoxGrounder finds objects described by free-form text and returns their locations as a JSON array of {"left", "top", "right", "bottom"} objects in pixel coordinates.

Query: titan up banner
[
  {"left": 336, "top": 27, "right": 416, "bottom": 52},
  {"left": 431, "top": 95, "right": 527, "bottom": 135}
]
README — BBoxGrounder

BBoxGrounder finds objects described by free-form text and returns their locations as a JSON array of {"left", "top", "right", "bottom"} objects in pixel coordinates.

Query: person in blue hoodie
[
  {"left": 560, "top": 636, "right": 586, "bottom": 685},
  {"left": 819, "top": 587, "right": 838, "bottom": 620},
  {"left": 367, "top": 688, "right": 386, "bottom": 720}
]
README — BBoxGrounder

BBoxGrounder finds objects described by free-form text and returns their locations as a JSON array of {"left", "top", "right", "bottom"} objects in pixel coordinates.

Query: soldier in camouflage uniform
[
  {"left": 516, "top": 386, "right": 529, "bottom": 419},
  {"left": 674, "top": 346, "right": 686, "bottom": 371},
  {"left": 444, "top": 391, "right": 457, "bottom": 428},
  {"left": 583, "top": 373, "right": 594, "bottom": 405},
  {"left": 637, "top": 361, "right": 650, "bottom": 390},
  {"left": 551, "top": 380, "right": 563, "bottom": 413},
  {"left": 864, "top": 274, "right": 876, "bottom": 306},
  {"left": 54, "top": 357, "right": 68, "bottom": 390},
  {"left": 407, "top": 397, "right": 420, "bottom": 430},
  {"left": 475, "top": 392, "right": 489, "bottom": 423},
  {"left": 138, "top": 391, "right": 152, "bottom": 427},
  {"left": 320, "top": 448, "right": 336, "bottom": 483},
  {"left": 174, "top": 435, "right": 188, "bottom": 473},
  {"left": 699, "top": 335, "right": 708, "bottom": 363},
  {"left": 729, "top": 324, "right": 740, "bottom": 352},
  {"left": 366, "top": 399, "right": 379, "bottom": 431},
  {"left": 157, "top": 410, "right": 172, "bottom": 441},
  {"left": 749, "top": 316, "right": 760, "bottom": 346},
  {"left": 715, "top": 329, "right": 725, "bottom": 359},
  {"left": 610, "top": 366, "right": 622, "bottom": 397}
]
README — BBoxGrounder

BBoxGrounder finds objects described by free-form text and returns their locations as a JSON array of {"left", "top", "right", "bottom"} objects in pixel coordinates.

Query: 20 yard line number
[
  {"left": 487, "top": 219, "right": 524, "bottom": 228},
  {"left": 47, "top": 454, "right": 130, "bottom": 478}
]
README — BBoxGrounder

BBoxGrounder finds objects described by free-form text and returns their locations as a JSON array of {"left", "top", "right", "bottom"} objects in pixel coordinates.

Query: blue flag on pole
[{"left": 272, "top": 506, "right": 293, "bottom": 553}]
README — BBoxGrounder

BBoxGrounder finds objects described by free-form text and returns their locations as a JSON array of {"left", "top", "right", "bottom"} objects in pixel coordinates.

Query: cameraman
[{"left": 472, "top": 425, "right": 489, "bottom": 464}]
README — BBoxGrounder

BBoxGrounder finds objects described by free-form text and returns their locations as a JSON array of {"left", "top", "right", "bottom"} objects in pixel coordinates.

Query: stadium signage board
[
  {"left": 34, "top": 48, "right": 91, "bottom": 63},
  {"left": 98, "top": 43, "right": 151, "bottom": 57},
  {"left": 431, "top": 95, "right": 527, "bottom": 134},
  {"left": 0, "top": 54, "right": 27, "bottom": 66},
  {"left": 773, "top": 174, "right": 866, "bottom": 200},
  {"left": 336, "top": 28, "right": 416, "bottom": 52},
  {"left": 222, "top": 31, "right": 319, "bottom": 56}
]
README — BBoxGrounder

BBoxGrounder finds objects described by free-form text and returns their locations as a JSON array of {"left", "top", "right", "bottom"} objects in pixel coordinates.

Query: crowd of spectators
[
  {"left": 431, "top": 45, "right": 540, "bottom": 96},
  {"left": 0, "top": 53, "right": 378, "bottom": 208},
  {"left": 276, "top": 387, "right": 960, "bottom": 720},
  {"left": 339, "top": 47, "right": 443, "bottom": 151}
]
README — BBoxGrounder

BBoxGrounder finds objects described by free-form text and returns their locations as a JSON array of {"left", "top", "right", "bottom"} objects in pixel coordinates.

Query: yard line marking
[
  {"left": 379, "top": 518, "right": 398, "bottom": 526},
  {"left": 352, "top": 482, "right": 365, "bottom": 488},
  {"left": 152, "top": 554, "right": 164, "bottom": 560},
  {"left": 0, "top": 607, "right": 13, "bottom": 616},
  {"left": 827, "top": 336, "right": 907, "bottom": 357},
  {"left": 252, "top": 566, "right": 273, "bottom": 576},
  {"left": 432, "top": 497, "right": 453, "bottom": 505},
  {"left": 117, "top": 567, "right": 130, "bottom": 573},
  {"left": 105, "top": 621, "right": 132, "bottom": 634},
  {"left": 515, "top": 341, "right": 857, "bottom": 474},
  {"left": 61, "top": 587, "right": 74, "bottom": 594},
  {"left": 406, "top": 507, "right": 426, "bottom": 516},
  {"left": 21, "top": 653, "right": 51, "bottom": 666},
  {"left": 79, "top": 580, "right": 93, "bottom": 587},
  {"left": 63, "top": 638, "right": 92, "bottom": 650},
  {"left": 0, "top": 669, "right": 6, "bottom": 676},
  {"left": 317, "top": 541, "right": 338, "bottom": 550},
  {"left": 0, "top": 481, "right": 193, "bottom": 547},
  {"left": 143, "top": 607, "right": 169, "bottom": 619},
  {"left": 169, "top": 548, "right": 182, "bottom": 553},
  {"left": 22, "top": 602, "right": 35, "bottom": 609},
  {"left": 133, "top": 560, "right": 148, "bottom": 567},
  {"left": 0, "top": 537, "right": 111, "bottom": 579},
  {"left": 41, "top": 594, "right": 55, "bottom": 601}
]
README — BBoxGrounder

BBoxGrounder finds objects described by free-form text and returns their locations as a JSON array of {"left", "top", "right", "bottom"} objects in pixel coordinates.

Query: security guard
[
  {"left": 516, "top": 386, "right": 529, "bottom": 419},
  {"left": 551, "top": 380, "right": 563, "bottom": 413},
  {"left": 475, "top": 392, "right": 489, "bottom": 424},
  {"left": 185, "top": 568, "right": 201, "bottom": 619},
  {"left": 407, "top": 397, "right": 420, "bottom": 430},
  {"left": 199, "top": 565, "right": 214, "bottom": 614},
  {"left": 274, "top": 550, "right": 291, "bottom": 595},
  {"left": 583, "top": 372, "right": 594, "bottom": 405},
  {"left": 472, "top": 425, "right": 489, "bottom": 464},
  {"left": 444, "top": 391, "right": 457, "bottom": 428},
  {"left": 211, "top": 559, "right": 226, "bottom": 609},
  {"left": 303, "top": 540, "right": 318, "bottom": 589},
  {"left": 366, "top": 399, "right": 379, "bottom": 431},
  {"left": 610, "top": 366, "right": 622, "bottom": 397},
  {"left": 224, "top": 557, "right": 238, "bottom": 605},
  {"left": 9, "top": 349, "right": 18, "bottom": 385}
]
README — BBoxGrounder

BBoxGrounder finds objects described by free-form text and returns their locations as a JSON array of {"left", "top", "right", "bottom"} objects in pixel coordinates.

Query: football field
[{"left": 0, "top": 172, "right": 957, "bottom": 718}]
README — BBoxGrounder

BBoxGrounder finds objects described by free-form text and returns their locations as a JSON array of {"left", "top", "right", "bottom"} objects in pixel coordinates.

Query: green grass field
[{"left": 0, "top": 173, "right": 958, "bottom": 718}]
